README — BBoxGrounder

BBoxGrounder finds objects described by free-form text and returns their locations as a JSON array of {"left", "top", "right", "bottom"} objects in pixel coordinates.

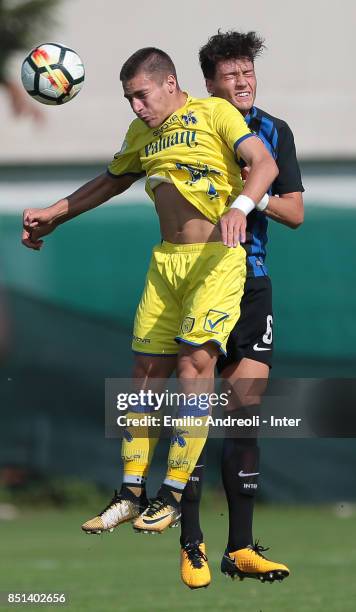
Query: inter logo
[
  {"left": 204, "top": 310, "right": 229, "bottom": 334},
  {"left": 181, "top": 316, "right": 195, "bottom": 334}
]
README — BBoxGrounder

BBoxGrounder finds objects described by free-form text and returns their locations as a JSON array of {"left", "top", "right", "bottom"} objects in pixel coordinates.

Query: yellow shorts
[{"left": 132, "top": 241, "right": 246, "bottom": 356}]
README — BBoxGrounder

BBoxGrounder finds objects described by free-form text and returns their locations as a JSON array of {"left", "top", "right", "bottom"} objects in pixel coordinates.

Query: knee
[
  {"left": 222, "top": 377, "right": 267, "bottom": 410},
  {"left": 177, "top": 343, "right": 217, "bottom": 379},
  {"left": 177, "top": 358, "right": 200, "bottom": 379},
  {"left": 236, "top": 395, "right": 263, "bottom": 408},
  {"left": 132, "top": 359, "right": 152, "bottom": 378},
  {"left": 132, "top": 354, "right": 175, "bottom": 379}
]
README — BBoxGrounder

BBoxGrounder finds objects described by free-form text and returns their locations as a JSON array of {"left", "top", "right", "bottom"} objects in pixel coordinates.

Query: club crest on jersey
[
  {"left": 181, "top": 110, "right": 197, "bottom": 126},
  {"left": 181, "top": 316, "right": 195, "bottom": 334},
  {"left": 204, "top": 309, "right": 229, "bottom": 334}
]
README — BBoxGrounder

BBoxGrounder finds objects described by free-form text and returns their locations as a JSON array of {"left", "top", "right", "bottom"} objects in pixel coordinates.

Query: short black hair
[
  {"left": 120, "top": 47, "right": 177, "bottom": 82},
  {"left": 199, "top": 31, "right": 265, "bottom": 79}
]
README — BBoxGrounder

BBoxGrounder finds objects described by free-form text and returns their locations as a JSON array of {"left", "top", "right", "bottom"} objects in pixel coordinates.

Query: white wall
[{"left": 1, "top": 0, "right": 355, "bottom": 162}]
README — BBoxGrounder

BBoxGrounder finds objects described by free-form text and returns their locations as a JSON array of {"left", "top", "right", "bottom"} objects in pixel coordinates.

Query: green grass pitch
[{"left": 0, "top": 503, "right": 355, "bottom": 612}]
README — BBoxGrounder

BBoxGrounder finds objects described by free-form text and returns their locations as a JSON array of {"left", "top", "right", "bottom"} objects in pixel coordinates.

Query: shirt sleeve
[
  {"left": 212, "top": 98, "right": 254, "bottom": 152},
  {"left": 272, "top": 122, "right": 304, "bottom": 195},
  {"left": 107, "top": 122, "right": 144, "bottom": 178}
]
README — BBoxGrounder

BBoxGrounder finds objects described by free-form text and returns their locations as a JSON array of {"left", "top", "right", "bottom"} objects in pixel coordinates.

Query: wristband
[
  {"left": 256, "top": 193, "right": 269, "bottom": 211},
  {"left": 230, "top": 194, "right": 255, "bottom": 215}
]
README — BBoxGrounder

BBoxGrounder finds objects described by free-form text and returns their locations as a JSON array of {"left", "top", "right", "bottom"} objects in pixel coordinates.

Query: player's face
[
  {"left": 123, "top": 72, "right": 175, "bottom": 128},
  {"left": 206, "top": 58, "right": 257, "bottom": 115}
]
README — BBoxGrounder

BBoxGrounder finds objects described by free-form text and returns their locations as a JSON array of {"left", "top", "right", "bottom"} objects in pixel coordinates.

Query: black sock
[
  {"left": 156, "top": 484, "right": 181, "bottom": 509},
  {"left": 120, "top": 484, "right": 147, "bottom": 504},
  {"left": 180, "top": 449, "right": 205, "bottom": 546},
  {"left": 221, "top": 436, "right": 259, "bottom": 552}
]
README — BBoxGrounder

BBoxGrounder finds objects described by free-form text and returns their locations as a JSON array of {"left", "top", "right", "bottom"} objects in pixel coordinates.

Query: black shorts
[{"left": 217, "top": 276, "right": 273, "bottom": 372}]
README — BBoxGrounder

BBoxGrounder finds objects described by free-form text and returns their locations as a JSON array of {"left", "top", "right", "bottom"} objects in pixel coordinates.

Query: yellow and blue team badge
[
  {"left": 204, "top": 310, "right": 229, "bottom": 334},
  {"left": 181, "top": 316, "right": 195, "bottom": 334},
  {"left": 181, "top": 110, "right": 197, "bottom": 126}
]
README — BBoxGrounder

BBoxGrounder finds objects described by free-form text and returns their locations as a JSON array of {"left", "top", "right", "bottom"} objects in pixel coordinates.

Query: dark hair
[
  {"left": 199, "top": 31, "right": 265, "bottom": 79},
  {"left": 120, "top": 47, "right": 177, "bottom": 82}
]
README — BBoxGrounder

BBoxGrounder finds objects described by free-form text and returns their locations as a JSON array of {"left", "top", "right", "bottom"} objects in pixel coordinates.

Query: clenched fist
[{"left": 22, "top": 208, "right": 58, "bottom": 250}]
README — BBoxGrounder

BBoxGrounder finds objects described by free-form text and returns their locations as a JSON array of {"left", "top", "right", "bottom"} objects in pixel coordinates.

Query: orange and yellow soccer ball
[{"left": 21, "top": 43, "right": 85, "bottom": 105}]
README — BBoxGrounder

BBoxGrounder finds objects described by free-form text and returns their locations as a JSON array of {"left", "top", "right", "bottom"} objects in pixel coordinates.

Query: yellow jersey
[{"left": 107, "top": 94, "right": 253, "bottom": 224}]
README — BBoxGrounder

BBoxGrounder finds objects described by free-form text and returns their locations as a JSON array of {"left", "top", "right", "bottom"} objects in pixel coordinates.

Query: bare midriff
[{"left": 153, "top": 182, "right": 222, "bottom": 244}]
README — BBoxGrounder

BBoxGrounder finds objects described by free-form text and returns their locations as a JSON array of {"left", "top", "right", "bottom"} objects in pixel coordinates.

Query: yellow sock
[
  {"left": 165, "top": 415, "right": 209, "bottom": 488},
  {"left": 121, "top": 411, "right": 160, "bottom": 484}
]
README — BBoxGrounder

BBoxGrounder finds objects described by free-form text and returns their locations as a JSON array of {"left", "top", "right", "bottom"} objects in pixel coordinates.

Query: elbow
[
  {"left": 294, "top": 207, "right": 305, "bottom": 228},
  {"left": 289, "top": 211, "right": 304, "bottom": 229}
]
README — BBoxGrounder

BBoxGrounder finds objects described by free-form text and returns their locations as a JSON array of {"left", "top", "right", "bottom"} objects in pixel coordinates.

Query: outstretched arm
[{"left": 22, "top": 172, "right": 139, "bottom": 250}]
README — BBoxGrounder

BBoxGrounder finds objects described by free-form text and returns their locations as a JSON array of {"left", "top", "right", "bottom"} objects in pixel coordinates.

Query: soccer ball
[{"left": 21, "top": 43, "right": 85, "bottom": 105}]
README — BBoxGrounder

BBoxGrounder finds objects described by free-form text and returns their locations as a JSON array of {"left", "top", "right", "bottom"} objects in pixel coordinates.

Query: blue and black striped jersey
[{"left": 243, "top": 106, "right": 304, "bottom": 277}]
